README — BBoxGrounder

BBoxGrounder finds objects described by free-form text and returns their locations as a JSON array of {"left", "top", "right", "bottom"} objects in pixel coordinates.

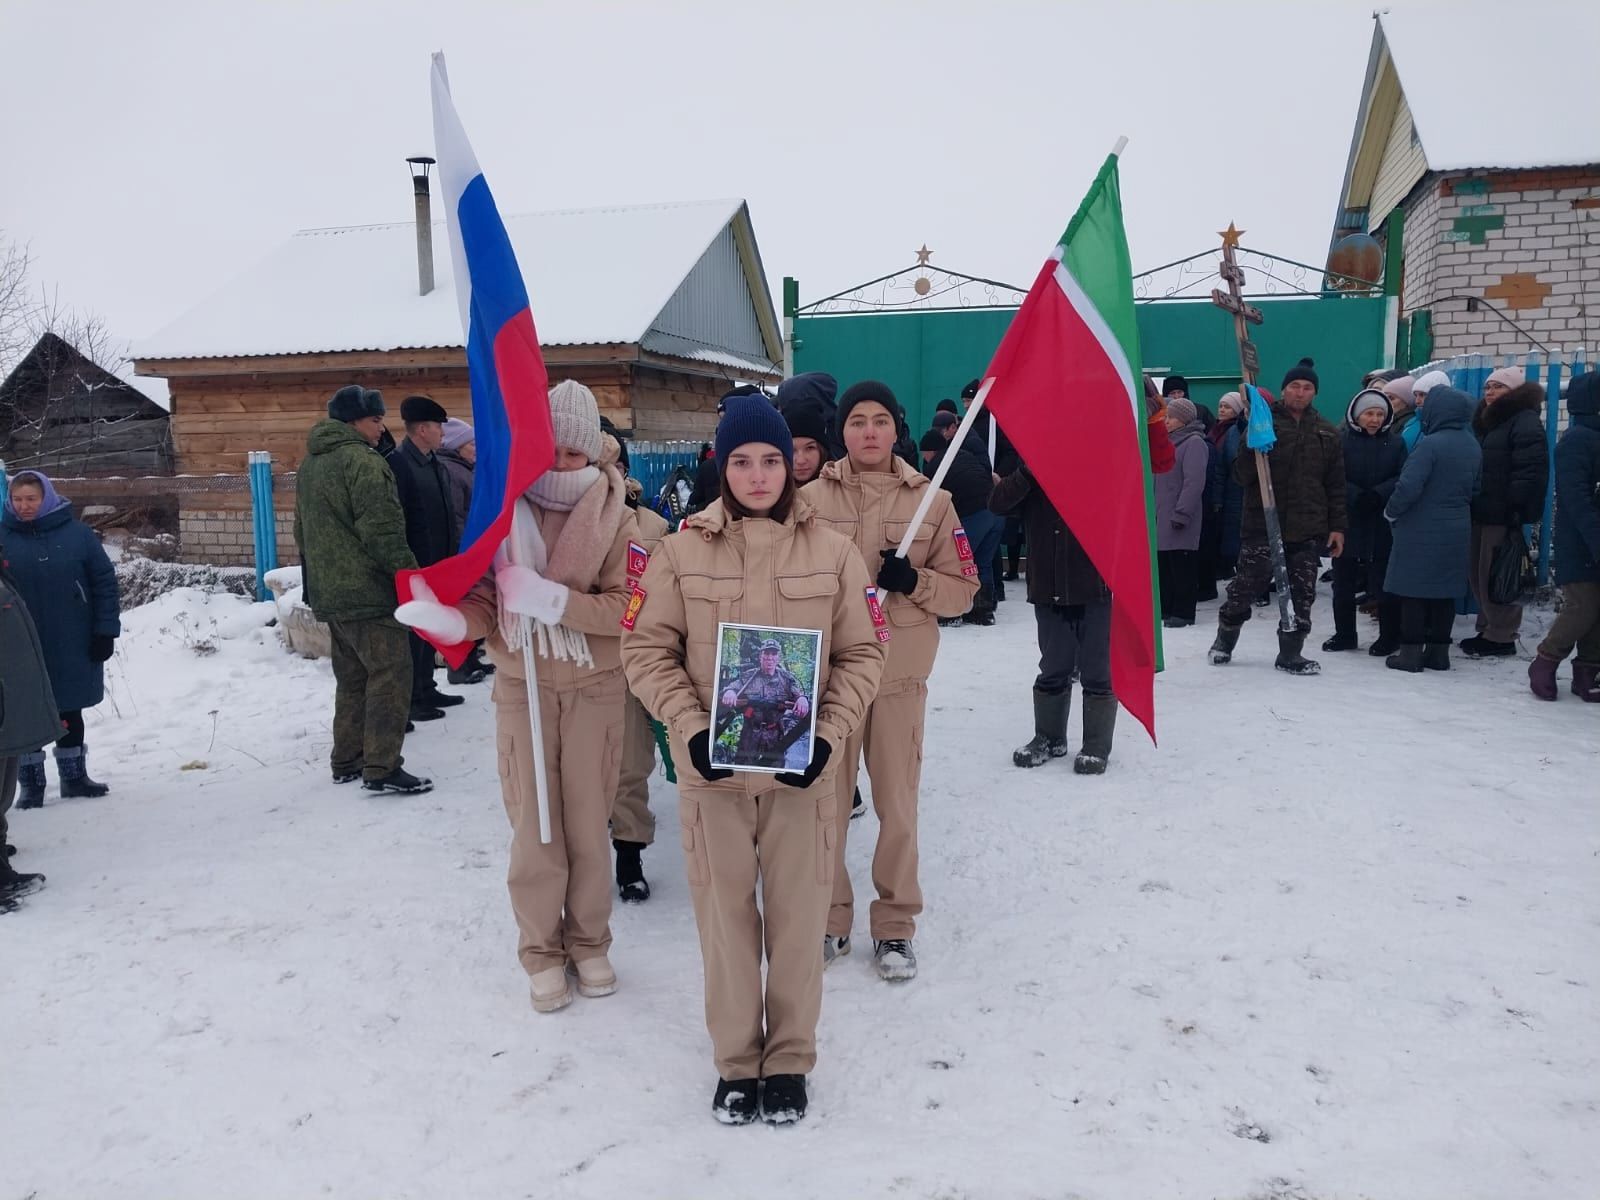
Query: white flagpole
[
  {"left": 893, "top": 378, "right": 994, "bottom": 557},
  {"left": 519, "top": 616, "right": 553, "bottom": 844}
]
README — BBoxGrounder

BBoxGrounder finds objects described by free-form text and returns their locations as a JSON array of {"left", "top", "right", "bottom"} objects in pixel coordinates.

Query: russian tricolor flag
[{"left": 396, "top": 53, "right": 556, "bottom": 667}]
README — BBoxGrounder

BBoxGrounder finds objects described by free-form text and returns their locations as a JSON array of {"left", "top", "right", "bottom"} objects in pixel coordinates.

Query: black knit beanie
[
  {"left": 328, "top": 384, "right": 385, "bottom": 422},
  {"left": 837, "top": 380, "right": 903, "bottom": 430},
  {"left": 1162, "top": 375, "right": 1189, "bottom": 398},
  {"left": 936, "top": 398, "right": 959, "bottom": 415},
  {"left": 715, "top": 394, "right": 793, "bottom": 466},
  {"left": 783, "top": 404, "right": 829, "bottom": 447},
  {"left": 1280, "top": 357, "right": 1319, "bottom": 392}
]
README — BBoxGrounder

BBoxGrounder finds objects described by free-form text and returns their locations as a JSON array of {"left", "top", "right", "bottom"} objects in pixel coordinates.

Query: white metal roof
[
  {"left": 1379, "top": 9, "right": 1600, "bottom": 172},
  {"left": 134, "top": 198, "right": 765, "bottom": 361}
]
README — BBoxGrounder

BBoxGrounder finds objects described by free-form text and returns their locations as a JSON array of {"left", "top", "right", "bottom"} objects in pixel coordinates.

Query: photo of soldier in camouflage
[{"left": 711, "top": 626, "right": 822, "bottom": 773}]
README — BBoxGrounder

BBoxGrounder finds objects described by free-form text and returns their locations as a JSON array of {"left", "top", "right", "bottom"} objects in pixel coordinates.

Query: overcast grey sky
[{"left": 0, "top": 0, "right": 1535, "bottom": 357}]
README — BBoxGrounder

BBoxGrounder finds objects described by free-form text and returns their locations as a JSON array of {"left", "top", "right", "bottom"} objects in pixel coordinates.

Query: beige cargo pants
[
  {"left": 610, "top": 689, "right": 657, "bottom": 845},
  {"left": 827, "top": 677, "right": 927, "bottom": 942},
  {"left": 680, "top": 781, "right": 836, "bottom": 1079},
  {"left": 494, "top": 668, "right": 625, "bottom": 976}
]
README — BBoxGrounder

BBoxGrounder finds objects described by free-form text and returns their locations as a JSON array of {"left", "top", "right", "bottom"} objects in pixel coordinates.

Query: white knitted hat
[{"left": 547, "top": 380, "right": 602, "bottom": 462}]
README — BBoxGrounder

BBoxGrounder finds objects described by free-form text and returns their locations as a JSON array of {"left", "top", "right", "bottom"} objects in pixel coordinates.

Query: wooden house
[
  {"left": 0, "top": 332, "right": 172, "bottom": 479},
  {"left": 131, "top": 197, "right": 781, "bottom": 564}
]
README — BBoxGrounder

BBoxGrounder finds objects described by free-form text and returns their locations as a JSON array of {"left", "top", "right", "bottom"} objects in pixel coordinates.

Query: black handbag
[{"left": 1488, "top": 527, "right": 1529, "bottom": 606}]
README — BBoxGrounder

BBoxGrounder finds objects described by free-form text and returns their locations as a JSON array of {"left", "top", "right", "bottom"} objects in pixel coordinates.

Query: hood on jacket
[
  {"left": 776, "top": 372, "right": 838, "bottom": 412},
  {"left": 1568, "top": 371, "right": 1600, "bottom": 417},
  {"left": 817, "top": 454, "right": 929, "bottom": 493},
  {"left": 1345, "top": 388, "right": 1395, "bottom": 434},
  {"left": 1168, "top": 418, "right": 1207, "bottom": 445},
  {"left": 307, "top": 418, "right": 378, "bottom": 456},
  {"left": 2, "top": 469, "right": 70, "bottom": 523},
  {"left": 1419, "top": 387, "right": 1475, "bottom": 434},
  {"left": 1472, "top": 380, "right": 1545, "bottom": 435},
  {"left": 682, "top": 491, "right": 819, "bottom": 539}
]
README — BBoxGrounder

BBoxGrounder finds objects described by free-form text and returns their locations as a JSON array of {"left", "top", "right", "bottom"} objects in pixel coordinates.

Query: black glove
[
  {"left": 89, "top": 633, "right": 116, "bottom": 663},
  {"left": 775, "top": 738, "right": 832, "bottom": 790},
  {"left": 687, "top": 729, "right": 733, "bottom": 782},
  {"left": 876, "top": 550, "right": 919, "bottom": 596}
]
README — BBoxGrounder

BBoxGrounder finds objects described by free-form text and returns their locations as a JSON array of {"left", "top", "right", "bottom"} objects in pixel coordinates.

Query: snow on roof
[
  {"left": 134, "top": 198, "right": 752, "bottom": 361},
  {"left": 1379, "top": 9, "right": 1600, "bottom": 172}
]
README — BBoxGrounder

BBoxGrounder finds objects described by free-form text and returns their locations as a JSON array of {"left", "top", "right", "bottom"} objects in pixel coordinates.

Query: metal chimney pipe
[{"left": 407, "top": 155, "right": 436, "bottom": 296}]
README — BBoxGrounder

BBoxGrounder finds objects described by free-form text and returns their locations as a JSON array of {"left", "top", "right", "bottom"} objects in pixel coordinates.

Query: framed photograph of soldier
[{"left": 710, "top": 624, "right": 823, "bottom": 774}]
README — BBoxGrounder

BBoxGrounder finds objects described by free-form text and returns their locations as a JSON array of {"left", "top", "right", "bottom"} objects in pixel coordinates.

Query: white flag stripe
[
  {"left": 1052, "top": 259, "right": 1140, "bottom": 427},
  {"left": 429, "top": 52, "right": 477, "bottom": 339}
]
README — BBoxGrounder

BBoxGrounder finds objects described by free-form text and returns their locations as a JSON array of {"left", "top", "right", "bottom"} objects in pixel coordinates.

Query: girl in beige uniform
[
  {"left": 622, "top": 394, "right": 885, "bottom": 1126},
  {"left": 802, "top": 380, "right": 977, "bottom": 982},
  {"left": 397, "top": 380, "right": 637, "bottom": 1014}
]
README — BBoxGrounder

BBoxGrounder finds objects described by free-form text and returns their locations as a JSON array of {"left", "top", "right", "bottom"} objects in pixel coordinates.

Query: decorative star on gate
[
  {"left": 1218, "top": 223, "right": 1244, "bottom": 249},
  {"left": 915, "top": 244, "right": 933, "bottom": 266}
]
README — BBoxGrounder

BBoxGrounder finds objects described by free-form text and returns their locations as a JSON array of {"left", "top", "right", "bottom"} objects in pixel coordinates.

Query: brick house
[
  {"left": 1328, "top": 9, "right": 1599, "bottom": 365},
  {"left": 131, "top": 197, "right": 780, "bottom": 565}
]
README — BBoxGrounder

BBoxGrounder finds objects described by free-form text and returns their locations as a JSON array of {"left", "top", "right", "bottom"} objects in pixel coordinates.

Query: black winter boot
[
  {"left": 1209, "top": 623, "right": 1242, "bottom": 665},
  {"left": 1422, "top": 642, "right": 1452, "bottom": 671},
  {"left": 55, "top": 745, "right": 110, "bottom": 798},
  {"left": 362, "top": 767, "right": 434, "bottom": 794},
  {"left": 965, "top": 585, "right": 996, "bottom": 626},
  {"left": 614, "top": 839, "right": 650, "bottom": 903},
  {"left": 1013, "top": 689, "right": 1070, "bottom": 767},
  {"left": 1321, "top": 631, "right": 1358, "bottom": 652},
  {"left": 1274, "top": 630, "right": 1321, "bottom": 676},
  {"left": 712, "top": 1077, "right": 760, "bottom": 1125},
  {"left": 760, "top": 1074, "right": 809, "bottom": 1124},
  {"left": 0, "top": 856, "right": 46, "bottom": 911},
  {"left": 1074, "top": 693, "right": 1117, "bottom": 775},
  {"left": 17, "top": 753, "right": 46, "bottom": 810},
  {"left": 1385, "top": 644, "right": 1425, "bottom": 673}
]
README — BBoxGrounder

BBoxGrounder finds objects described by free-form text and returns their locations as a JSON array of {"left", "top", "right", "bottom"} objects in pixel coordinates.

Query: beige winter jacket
[
  {"left": 459, "top": 505, "right": 642, "bottom": 690},
  {"left": 620, "top": 494, "right": 887, "bottom": 797},
  {"left": 802, "top": 457, "right": 978, "bottom": 684}
]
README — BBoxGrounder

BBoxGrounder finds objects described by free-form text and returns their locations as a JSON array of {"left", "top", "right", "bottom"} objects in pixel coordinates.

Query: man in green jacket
[
  {"left": 294, "top": 385, "right": 432, "bottom": 794},
  {"left": 1209, "top": 358, "right": 1347, "bottom": 676}
]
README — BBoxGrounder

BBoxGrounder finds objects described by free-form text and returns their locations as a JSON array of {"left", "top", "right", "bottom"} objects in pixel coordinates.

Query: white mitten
[
  {"left": 497, "top": 564, "right": 570, "bottom": 625},
  {"left": 395, "top": 579, "right": 469, "bottom": 642}
]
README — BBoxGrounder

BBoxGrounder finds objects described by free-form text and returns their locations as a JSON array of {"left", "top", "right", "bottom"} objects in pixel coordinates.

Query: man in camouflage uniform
[
  {"left": 294, "top": 385, "right": 432, "bottom": 794},
  {"left": 719, "top": 639, "right": 810, "bottom": 769},
  {"left": 1210, "top": 359, "right": 1347, "bottom": 676}
]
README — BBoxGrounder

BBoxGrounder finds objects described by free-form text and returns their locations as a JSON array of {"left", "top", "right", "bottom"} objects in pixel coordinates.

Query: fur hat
[
  {"left": 1486, "top": 366, "right": 1526, "bottom": 392},
  {"left": 715, "top": 393, "right": 793, "bottom": 466},
  {"left": 837, "top": 380, "right": 903, "bottom": 429},
  {"left": 1280, "top": 357, "right": 1319, "bottom": 392},
  {"left": 1217, "top": 391, "right": 1244, "bottom": 418},
  {"left": 327, "top": 384, "right": 385, "bottom": 423},
  {"left": 400, "top": 394, "right": 448, "bottom": 424},
  {"left": 1165, "top": 397, "right": 1198, "bottom": 425},
  {"left": 547, "top": 379, "right": 603, "bottom": 462},
  {"left": 439, "top": 417, "right": 474, "bottom": 451},
  {"left": 1162, "top": 374, "right": 1190, "bottom": 398}
]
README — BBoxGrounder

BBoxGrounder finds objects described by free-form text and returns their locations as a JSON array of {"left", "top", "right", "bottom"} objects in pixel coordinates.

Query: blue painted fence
[
  {"left": 627, "top": 440, "right": 705, "bottom": 509},
  {"left": 247, "top": 450, "right": 277, "bottom": 600},
  {"left": 1408, "top": 348, "right": 1589, "bottom": 585}
]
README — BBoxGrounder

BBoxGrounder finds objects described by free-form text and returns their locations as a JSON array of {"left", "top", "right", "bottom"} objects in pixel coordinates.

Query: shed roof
[
  {"left": 1339, "top": 7, "right": 1600, "bottom": 214},
  {"left": 133, "top": 198, "right": 781, "bottom": 372}
]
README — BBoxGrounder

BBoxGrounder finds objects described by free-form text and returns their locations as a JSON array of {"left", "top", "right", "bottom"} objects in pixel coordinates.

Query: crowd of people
[{"left": 1, "top": 355, "right": 1595, "bottom": 1124}]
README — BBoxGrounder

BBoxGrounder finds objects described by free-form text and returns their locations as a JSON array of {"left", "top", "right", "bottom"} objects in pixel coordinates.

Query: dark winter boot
[
  {"left": 55, "top": 745, "right": 109, "bottom": 798},
  {"left": 1209, "top": 623, "right": 1242, "bottom": 665},
  {"left": 1528, "top": 654, "right": 1560, "bottom": 701},
  {"left": 1369, "top": 600, "right": 1402, "bottom": 657},
  {"left": 1013, "top": 688, "right": 1070, "bottom": 768},
  {"left": 964, "top": 585, "right": 996, "bottom": 626},
  {"left": 362, "top": 767, "right": 434, "bottom": 794},
  {"left": 614, "top": 839, "right": 650, "bottom": 903},
  {"left": 711, "top": 1077, "right": 760, "bottom": 1125},
  {"left": 1073, "top": 693, "right": 1117, "bottom": 775},
  {"left": 760, "top": 1074, "right": 809, "bottom": 1125},
  {"left": 0, "top": 856, "right": 46, "bottom": 911},
  {"left": 1274, "top": 630, "right": 1321, "bottom": 676},
  {"left": 1423, "top": 642, "right": 1452, "bottom": 671},
  {"left": 1570, "top": 660, "right": 1600, "bottom": 701},
  {"left": 1385, "top": 644, "right": 1425, "bottom": 673},
  {"left": 1321, "top": 631, "right": 1358, "bottom": 652},
  {"left": 17, "top": 753, "right": 46, "bottom": 810}
]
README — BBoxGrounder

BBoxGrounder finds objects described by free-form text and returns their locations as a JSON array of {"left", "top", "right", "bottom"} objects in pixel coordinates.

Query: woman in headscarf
[{"left": 1, "top": 470, "right": 121, "bottom": 806}]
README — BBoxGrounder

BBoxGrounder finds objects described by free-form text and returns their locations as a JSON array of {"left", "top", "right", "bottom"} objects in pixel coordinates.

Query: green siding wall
[{"left": 794, "top": 295, "right": 1389, "bottom": 431}]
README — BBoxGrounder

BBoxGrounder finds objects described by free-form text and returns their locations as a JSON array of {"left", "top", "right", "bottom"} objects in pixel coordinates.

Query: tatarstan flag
[{"left": 981, "top": 149, "right": 1159, "bottom": 742}]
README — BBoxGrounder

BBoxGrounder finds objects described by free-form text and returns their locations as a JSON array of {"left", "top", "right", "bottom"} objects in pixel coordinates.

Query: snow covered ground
[{"left": 4, "top": 583, "right": 1596, "bottom": 1200}]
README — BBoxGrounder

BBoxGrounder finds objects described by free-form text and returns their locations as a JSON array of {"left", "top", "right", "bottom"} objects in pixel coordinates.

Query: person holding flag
[
  {"left": 398, "top": 380, "right": 639, "bottom": 1013},
  {"left": 804, "top": 380, "right": 978, "bottom": 984}
]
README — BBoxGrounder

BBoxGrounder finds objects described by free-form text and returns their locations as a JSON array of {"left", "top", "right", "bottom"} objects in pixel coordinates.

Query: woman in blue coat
[
  {"left": 1, "top": 470, "right": 121, "bottom": 804},
  {"left": 1382, "top": 389, "right": 1482, "bottom": 673}
]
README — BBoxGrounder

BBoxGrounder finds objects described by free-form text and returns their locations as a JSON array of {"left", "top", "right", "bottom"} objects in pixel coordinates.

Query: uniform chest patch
[
  {"left": 865, "top": 585, "right": 892, "bottom": 644},
  {"left": 620, "top": 585, "right": 647, "bottom": 631},
  {"left": 626, "top": 541, "right": 649, "bottom": 582},
  {"left": 953, "top": 527, "right": 978, "bottom": 577}
]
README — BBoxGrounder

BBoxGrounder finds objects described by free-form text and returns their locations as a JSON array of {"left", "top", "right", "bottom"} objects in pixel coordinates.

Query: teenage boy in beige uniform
[{"left": 802, "top": 380, "right": 977, "bottom": 982}]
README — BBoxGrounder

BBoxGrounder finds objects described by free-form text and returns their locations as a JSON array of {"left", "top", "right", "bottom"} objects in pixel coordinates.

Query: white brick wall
[{"left": 1402, "top": 168, "right": 1600, "bottom": 360}]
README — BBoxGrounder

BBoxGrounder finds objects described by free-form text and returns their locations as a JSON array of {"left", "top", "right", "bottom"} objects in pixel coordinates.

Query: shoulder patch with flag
[{"left": 627, "top": 540, "right": 649, "bottom": 582}]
